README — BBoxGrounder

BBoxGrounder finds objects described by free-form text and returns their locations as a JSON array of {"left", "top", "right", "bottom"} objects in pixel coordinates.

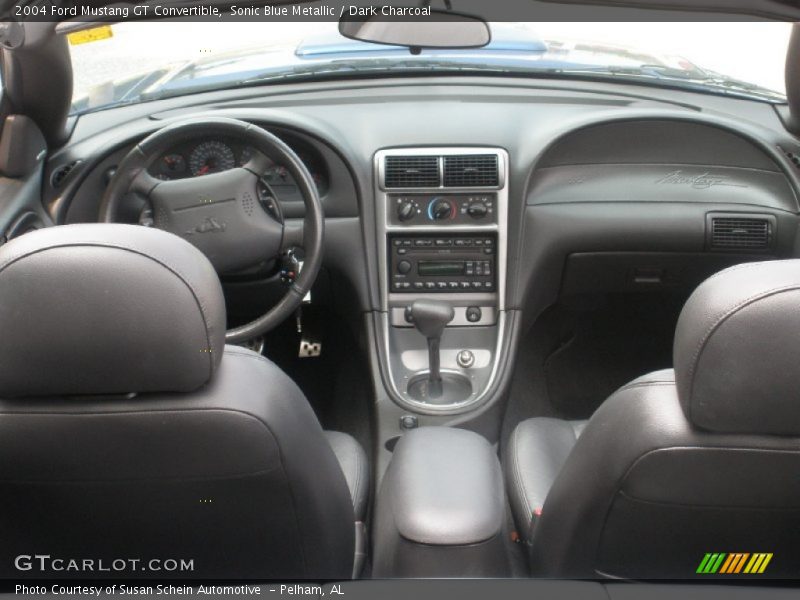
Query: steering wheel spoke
[
  {"left": 130, "top": 168, "right": 160, "bottom": 197},
  {"left": 242, "top": 151, "right": 273, "bottom": 177},
  {"left": 281, "top": 220, "right": 305, "bottom": 253}
]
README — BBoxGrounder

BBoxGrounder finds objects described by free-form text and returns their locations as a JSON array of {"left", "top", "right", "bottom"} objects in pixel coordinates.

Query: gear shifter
[{"left": 406, "top": 300, "right": 454, "bottom": 398}]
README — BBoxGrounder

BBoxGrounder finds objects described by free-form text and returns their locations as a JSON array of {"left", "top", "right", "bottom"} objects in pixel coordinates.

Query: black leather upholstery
[
  {"left": 505, "top": 417, "right": 587, "bottom": 541},
  {"left": 673, "top": 260, "right": 800, "bottom": 435},
  {"left": 505, "top": 260, "right": 800, "bottom": 579},
  {"left": 0, "top": 224, "right": 225, "bottom": 396},
  {"left": 0, "top": 224, "right": 363, "bottom": 579},
  {"left": 325, "top": 431, "right": 370, "bottom": 522}
]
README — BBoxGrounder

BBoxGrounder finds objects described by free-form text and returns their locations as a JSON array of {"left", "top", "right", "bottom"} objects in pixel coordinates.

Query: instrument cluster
[{"left": 150, "top": 136, "right": 329, "bottom": 203}]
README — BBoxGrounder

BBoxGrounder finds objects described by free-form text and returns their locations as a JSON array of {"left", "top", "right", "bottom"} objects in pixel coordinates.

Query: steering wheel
[{"left": 100, "top": 117, "right": 324, "bottom": 343}]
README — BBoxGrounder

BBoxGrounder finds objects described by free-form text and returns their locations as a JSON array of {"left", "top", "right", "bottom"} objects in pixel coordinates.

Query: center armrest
[{"left": 372, "top": 426, "right": 509, "bottom": 577}]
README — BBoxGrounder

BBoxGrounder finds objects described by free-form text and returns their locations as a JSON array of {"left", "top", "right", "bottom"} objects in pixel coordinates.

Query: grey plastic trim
[{"left": 373, "top": 147, "right": 509, "bottom": 414}]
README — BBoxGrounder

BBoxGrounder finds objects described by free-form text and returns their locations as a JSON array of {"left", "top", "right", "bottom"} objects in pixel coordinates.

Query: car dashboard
[{"left": 29, "top": 74, "right": 800, "bottom": 476}]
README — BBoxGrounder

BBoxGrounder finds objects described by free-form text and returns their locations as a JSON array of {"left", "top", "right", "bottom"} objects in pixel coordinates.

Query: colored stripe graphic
[
  {"left": 719, "top": 554, "right": 735, "bottom": 574},
  {"left": 697, "top": 553, "right": 726, "bottom": 574},
  {"left": 696, "top": 553, "right": 714, "bottom": 574},
  {"left": 698, "top": 553, "right": 773, "bottom": 574}
]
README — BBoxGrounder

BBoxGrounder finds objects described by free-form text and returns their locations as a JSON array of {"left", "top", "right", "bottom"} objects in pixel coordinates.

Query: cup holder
[{"left": 406, "top": 371, "right": 472, "bottom": 405}]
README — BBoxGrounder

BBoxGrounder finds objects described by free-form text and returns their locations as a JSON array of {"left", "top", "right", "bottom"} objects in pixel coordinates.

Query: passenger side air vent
[
  {"left": 384, "top": 155, "right": 440, "bottom": 188},
  {"left": 50, "top": 160, "right": 81, "bottom": 188},
  {"left": 707, "top": 214, "right": 774, "bottom": 251},
  {"left": 443, "top": 154, "right": 499, "bottom": 187}
]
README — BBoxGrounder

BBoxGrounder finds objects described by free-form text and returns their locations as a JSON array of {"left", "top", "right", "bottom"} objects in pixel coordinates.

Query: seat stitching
[{"left": 510, "top": 425, "right": 535, "bottom": 528}]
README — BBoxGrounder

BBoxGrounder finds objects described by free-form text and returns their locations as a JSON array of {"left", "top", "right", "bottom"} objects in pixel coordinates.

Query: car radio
[{"left": 389, "top": 234, "right": 496, "bottom": 293}]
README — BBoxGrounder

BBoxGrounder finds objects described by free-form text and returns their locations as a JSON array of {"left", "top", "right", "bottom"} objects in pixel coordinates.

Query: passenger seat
[{"left": 505, "top": 260, "right": 800, "bottom": 578}]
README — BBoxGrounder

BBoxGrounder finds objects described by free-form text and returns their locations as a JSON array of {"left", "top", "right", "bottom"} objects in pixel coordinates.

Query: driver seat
[{"left": 0, "top": 224, "right": 368, "bottom": 580}]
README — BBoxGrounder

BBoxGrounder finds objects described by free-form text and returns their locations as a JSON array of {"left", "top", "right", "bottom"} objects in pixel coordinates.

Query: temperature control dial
[{"left": 429, "top": 198, "right": 455, "bottom": 221}]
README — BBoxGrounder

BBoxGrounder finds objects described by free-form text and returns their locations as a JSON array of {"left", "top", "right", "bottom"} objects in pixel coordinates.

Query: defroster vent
[
  {"left": 384, "top": 155, "right": 440, "bottom": 188},
  {"left": 443, "top": 154, "right": 499, "bottom": 187},
  {"left": 708, "top": 214, "right": 774, "bottom": 251}
]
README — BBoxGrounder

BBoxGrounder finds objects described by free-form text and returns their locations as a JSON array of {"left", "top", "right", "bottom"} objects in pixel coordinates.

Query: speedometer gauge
[{"left": 188, "top": 141, "right": 236, "bottom": 176}]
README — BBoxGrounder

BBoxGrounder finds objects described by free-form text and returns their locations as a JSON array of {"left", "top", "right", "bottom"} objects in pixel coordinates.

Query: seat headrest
[
  {"left": 674, "top": 260, "right": 800, "bottom": 436},
  {"left": 0, "top": 224, "right": 226, "bottom": 397}
]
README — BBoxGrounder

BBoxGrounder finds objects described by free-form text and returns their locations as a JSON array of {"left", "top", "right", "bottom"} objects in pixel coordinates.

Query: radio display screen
[{"left": 418, "top": 261, "right": 465, "bottom": 276}]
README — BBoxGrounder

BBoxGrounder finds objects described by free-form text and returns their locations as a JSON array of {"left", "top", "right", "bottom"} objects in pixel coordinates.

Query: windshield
[{"left": 69, "top": 21, "right": 792, "bottom": 114}]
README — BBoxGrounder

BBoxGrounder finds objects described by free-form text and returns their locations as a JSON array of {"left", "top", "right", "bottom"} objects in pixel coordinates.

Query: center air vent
[
  {"left": 443, "top": 154, "right": 499, "bottom": 187},
  {"left": 707, "top": 214, "right": 774, "bottom": 251},
  {"left": 384, "top": 155, "right": 440, "bottom": 188}
]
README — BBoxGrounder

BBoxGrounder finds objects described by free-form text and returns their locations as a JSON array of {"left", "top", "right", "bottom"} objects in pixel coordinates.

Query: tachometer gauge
[
  {"left": 157, "top": 154, "right": 186, "bottom": 179},
  {"left": 188, "top": 141, "right": 236, "bottom": 176}
]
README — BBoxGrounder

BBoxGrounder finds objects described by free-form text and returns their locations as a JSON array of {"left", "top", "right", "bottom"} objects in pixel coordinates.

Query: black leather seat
[
  {"left": 0, "top": 224, "right": 368, "bottom": 580},
  {"left": 505, "top": 260, "right": 800, "bottom": 579}
]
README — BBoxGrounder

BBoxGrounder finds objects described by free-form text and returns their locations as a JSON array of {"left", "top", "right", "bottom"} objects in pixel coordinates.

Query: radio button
[
  {"left": 413, "top": 282, "right": 425, "bottom": 290},
  {"left": 425, "top": 282, "right": 436, "bottom": 289},
  {"left": 435, "top": 239, "right": 452, "bottom": 247},
  {"left": 415, "top": 239, "right": 433, "bottom": 247},
  {"left": 437, "top": 282, "right": 448, "bottom": 289},
  {"left": 448, "top": 282, "right": 459, "bottom": 289},
  {"left": 460, "top": 282, "right": 471, "bottom": 289}
]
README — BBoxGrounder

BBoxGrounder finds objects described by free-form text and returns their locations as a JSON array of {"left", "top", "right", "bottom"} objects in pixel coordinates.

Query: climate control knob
[
  {"left": 397, "top": 200, "right": 416, "bottom": 222},
  {"left": 429, "top": 198, "right": 454, "bottom": 221},
  {"left": 467, "top": 201, "right": 489, "bottom": 219}
]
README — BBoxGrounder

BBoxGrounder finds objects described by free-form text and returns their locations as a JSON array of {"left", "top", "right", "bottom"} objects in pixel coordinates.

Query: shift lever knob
[
  {"left": 408, "top": 300, "right": 454, "bottom": 397},
  {"left": 408, "top": 299, "right": 455, "bottom": 339}
]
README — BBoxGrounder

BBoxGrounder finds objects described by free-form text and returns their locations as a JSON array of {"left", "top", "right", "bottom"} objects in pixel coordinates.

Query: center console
[
  {"left": 369, "top": 150, "right": 514, "bottom": 575},
  {"left": 374, "top": 147, "right": 509, "bottom": 414}
]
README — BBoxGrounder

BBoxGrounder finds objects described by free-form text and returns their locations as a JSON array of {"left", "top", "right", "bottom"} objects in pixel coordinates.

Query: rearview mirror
[{"left": 339, "top": 9, "right": 491, "bottom": 50}]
